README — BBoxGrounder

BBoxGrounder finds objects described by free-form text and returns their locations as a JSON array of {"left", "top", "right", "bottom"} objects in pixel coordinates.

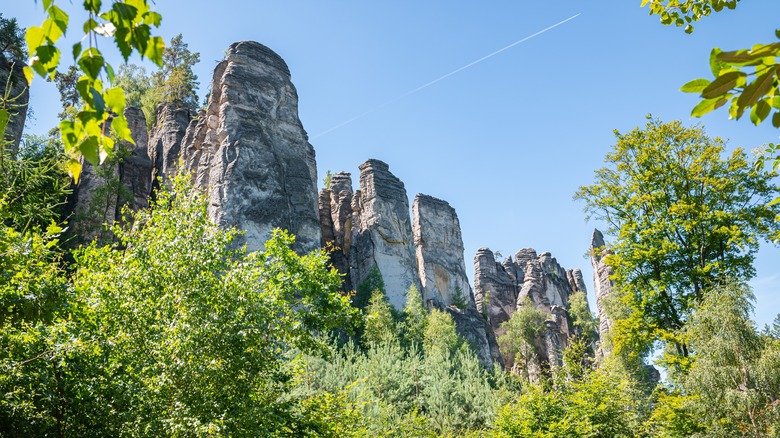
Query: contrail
[{"left": 312, "top": 13, "right": 581, "bottom": 140}]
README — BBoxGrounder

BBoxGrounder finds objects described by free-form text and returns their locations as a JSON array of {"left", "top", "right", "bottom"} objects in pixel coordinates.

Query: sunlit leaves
[
  {"left": 25, "top": 0, "right": 164, "bottom": 182},
  {"left": 575, "top": 118, "right": 780, "bottom": 360}
]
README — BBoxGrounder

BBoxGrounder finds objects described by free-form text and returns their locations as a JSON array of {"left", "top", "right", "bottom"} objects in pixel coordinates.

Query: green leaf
[
  {"left": 145, "top": 36, "right": 164, "bottom": 66},
  {"left": 701, "top": 71, "right": 746, "bottom": 99},
  {"left": 772, "top": 111, "right": 780, "bottom": 128},
  {"left": 680, "top": 78, "right": 710, "bottom": 93},
  {"left": 25, "top": 26, "right": 45, "bottom": 55},
  {"left": 83, "top": 18, "right": 98, "bottom": 34},
  {"left": 41, "top": 18, "right": 63, "bottom": 43},
  {"left": 83, "top": 0, "right": 102, "bottom": 14},
  {"left": 113, "top": 27, "right": 133, "bottom": 61},
  {"left": 66, "top": 158, "right": 82, "bottom": 184},
  {"left": 768, "top": 197, "right": 780, "bottom": 207},
  {"left": 111, "top": 114, "right": 134, "bottom": 144},
  {"left": 751, "top": 99, "right": 771, "bottom": 125},
  {"left": 691, "top": 97, "right": 729, "bottom": 118},
  {"left": 48, "top": 5, "right": 69, "bottom": 35},
  {"left": 78, "top": 47, "right": 105, "bottom": 80},
  {"left": 79, "top": 136, "right": 100, "bottom": 165},
  {"left": 736, "top": 66, "right": 778, "bottom": 110},
  {"left": 143, "top": 11, "right": 162, "bottom": 27},
  {"left": 709, "top": 48, "right": 725, "bottom": 76},
  {"left": 72, "top": 42, "right": 82, "bottom": 61},
  {"left": 34, "top": 44, "right": 61, "bottom": 78},
  {"left": 90, "top": 88, "right": 106, "bottom": 116},
  {"left": 43, "top": 0, "right": 54, "bottom": 10},
  {"left": 684, "top": 24, "right": 693, "bottom": 34},
  {"left": 22, "top": 66, "right": 33, "bottom": 85},
  {"left": 104, "top": 87, "right": 126, "bottom": 113}
]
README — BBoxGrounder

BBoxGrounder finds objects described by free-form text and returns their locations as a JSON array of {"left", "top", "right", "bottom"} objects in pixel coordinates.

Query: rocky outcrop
[
  {"left": 590, "top": 229, "right": 614, "bottom": 354},
  {"left": 0, "top": 56, "right": 29, "bottom": 155},
  {"left": 148, "top": 103, "right": 191, "bottom": 186},
  {"left": 349, "top": 159, "right": 420, "bottom": 310},
  {"left": 69, "top": 107, "right": 151, "bottom": 243},
  {"left": 118, "top": 107, "right": 153, "bottom": 212},
  {"left": 318, "top": 172, "right": 354, "bottom": 290},
  {"left": 474, "top": 247, "right": 591, "bottom": 372},
  {"left": 179, "top": 41, "right": 320, "bottom": 253},
  {"left": 442, "top": 304, "right": 504, "bottom": 368},
  {"left": 413, "top": 194, "right": 473, "bottom": 307}
]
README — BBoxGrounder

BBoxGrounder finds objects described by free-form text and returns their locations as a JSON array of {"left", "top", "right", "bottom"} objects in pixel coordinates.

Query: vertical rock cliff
[
  {"left": 412, "top": 194, "right": 473, "bottom": 307},
  {"left": 118, "top": 107, "right": 153, "bottom": 212},
  {"left": 474, "top": 246, "right": 591, "bottom": 373},
  {"left": 349, "top": 159, "right": 420, "bottom": 310},
  {"left": 318, "top": 172, "right": 354, "bottom": 291},
  {"left": 590, "top": 228, "right": 614, "bottom": 355},
  {"left": 69, "top": 107, "right": 151, "bottom": 243},
  {"left": 179, "top": 41, "right": 320, "bottom": 253},
  {"left": 148, "top": 103, "right": 191, "bottom": 188}
]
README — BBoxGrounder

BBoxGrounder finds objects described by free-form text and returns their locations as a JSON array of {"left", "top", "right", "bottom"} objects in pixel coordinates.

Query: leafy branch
[{"left": 24, "top": 0, "right": 164, "bottom": 183}]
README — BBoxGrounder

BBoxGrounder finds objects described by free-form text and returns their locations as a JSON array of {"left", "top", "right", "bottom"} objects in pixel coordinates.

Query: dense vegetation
[{"left": 3, "top": 2, "right": 780, "bottom": 436}]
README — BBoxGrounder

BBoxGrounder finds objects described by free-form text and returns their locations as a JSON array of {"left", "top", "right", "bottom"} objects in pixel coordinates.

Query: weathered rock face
[
  {"left": 412, "top": 194, "right": 473, "bottom": 307},
  {"left": 474, "top": 246, "right": 590, "bottom": 372},
  {"left": 148, "top": 103, "right": 191, "bottom": 186},
  {"left": 590, "top": 229, "right": 614, "bottom": 355},
  {"left": 179, "top": 41, "right": 320, "bottom": 253},
  {"left": 442, "top": 304, "right": 504, "bottom": 368},
  {"left": 474, "top": 248, "right": 518, "bottom": 335},
  {"left": 0, "top": 57, "right": 29, "bottom": 155},
  {"left": 318, "top": 172, "right": 354, "bottom": 291},
  {"left": 69, "top": 107, "right": 151, "bottom": 243},
  {"left": 118, "top": 107, "right": 153, "bottom": 212},
  {"left": 349, "top": 159, "right": 419, "bottom": 310}
]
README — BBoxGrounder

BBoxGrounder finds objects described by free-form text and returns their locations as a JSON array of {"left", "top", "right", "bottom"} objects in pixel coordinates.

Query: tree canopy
[{"left": 576, "top": 117, "right": 780, "bottom": 360}]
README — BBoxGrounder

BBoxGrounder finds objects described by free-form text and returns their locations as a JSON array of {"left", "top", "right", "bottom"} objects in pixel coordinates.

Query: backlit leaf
[
  {"left": 680, "top": 78, "right": 710, "bottom": 93},
  {"left": 691, "top": 97, "right": 728, "bottom": 118},
  {"left": 701, "top": 71, "right": 745, "bottom": 99}
]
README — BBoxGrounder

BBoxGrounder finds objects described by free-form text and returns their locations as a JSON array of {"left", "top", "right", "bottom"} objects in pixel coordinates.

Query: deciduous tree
[{"left": 575, "top": 117, "right": 780, "bottom": 362}]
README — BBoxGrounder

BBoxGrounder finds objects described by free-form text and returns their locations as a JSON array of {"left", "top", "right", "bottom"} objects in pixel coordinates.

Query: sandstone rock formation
[
  {"left": 69, "top": 107, "right": 151, "bottom": 243},
  {"left": 474, "top": 247, "right": 591, "bottom": 372},
  {"left": 318, "top": 172, "right": 354, "bottom": 290},
  {"left": 179, "top": 41, "right": 320, "bottom": 254},
  {"left": 0, "top": 56, "right": 29, "bottom": 155},
  {"left": 590, "top": 228, "right": 615, "bottom": 354},
  {"left": 118, "top": 107, "right": 153, "bottom": 212},
  {"left": 348, "top": 159, "right": 420, "bottom": 310},
  {"left": 413, "top": 194, "right": 473, "bottom": 307},
  {"left": 148, "top": 103, "right": 191, "bottom": 188}
]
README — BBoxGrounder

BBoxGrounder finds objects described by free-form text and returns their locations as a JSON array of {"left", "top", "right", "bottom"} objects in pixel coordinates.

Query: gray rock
[
  {"left": 180, "top": 41, "right": 320, "bottom": 254},
  {"left": 473, "top": 247, "right": 517, "bottom": 335},
  {"left": 0, "top": 57, "right": 29, "bottom": 155},
  {"left": 148, "top": 103, "right": 191, "bottom": 185},
  {"left": 118, "top": 106, "right": 152, "bottom": 212},
  {"left": 412, "top": 194, "right": 473, "bottom": 307},
  {"left": 318, "top": 172, "right": 354, "bottom": 290},
  {"left": 442, "top": 304, "right": 504, "bottom": 369},
  {"left": 349, "top": 159, "right": 419, "bottom": 310},
  {"left": 590, "top": 229, "right": 615, "bottom": 355},
  {"left": 475, "top": 245, "right": 593, "bottom": 374}
]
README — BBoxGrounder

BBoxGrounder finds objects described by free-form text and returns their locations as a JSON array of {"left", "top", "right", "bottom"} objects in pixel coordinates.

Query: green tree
[
  {"left": 498, "top": 299, "right": 546, "bottom": 382},
  {"left": 575, "top": 117, "right": 780, "bottom": 363},
  {"left": 400, "top": 284, "right": 428, "bottom": 348},
  {"left": 146, "top": 33, "right": 200, "bottom": 121},
  {"left": 363, "top": 288, "right": 399, "bottom": 347},
  {"left": 648, "top": 280, "right": 780, "bottom": 437},
  {"left": 0, "top": 14, "right": 26, "bottom": 61}
]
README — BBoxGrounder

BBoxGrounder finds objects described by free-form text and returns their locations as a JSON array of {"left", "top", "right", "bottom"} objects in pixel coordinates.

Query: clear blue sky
[{"left": 7, "top": 1, "right": 780, "bottom": 326}]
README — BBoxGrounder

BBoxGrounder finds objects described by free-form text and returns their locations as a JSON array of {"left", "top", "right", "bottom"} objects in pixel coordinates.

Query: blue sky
[{"left": 7, "top": 1, "right": 780, "bottom": 326}]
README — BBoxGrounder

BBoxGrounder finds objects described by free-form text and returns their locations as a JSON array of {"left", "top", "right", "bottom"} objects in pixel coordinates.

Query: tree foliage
[
  {"left": 24, "top": 0, "right": 165, "bottom": 183},
  {"left": 498, "top": 300, "right": 545, "bottom": 382},
  {"left": 576, "top": 117, "right": 780, "bottom": 360},
  {"left": 0, "top": 14, "right": 26, "bottom": 62}
]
